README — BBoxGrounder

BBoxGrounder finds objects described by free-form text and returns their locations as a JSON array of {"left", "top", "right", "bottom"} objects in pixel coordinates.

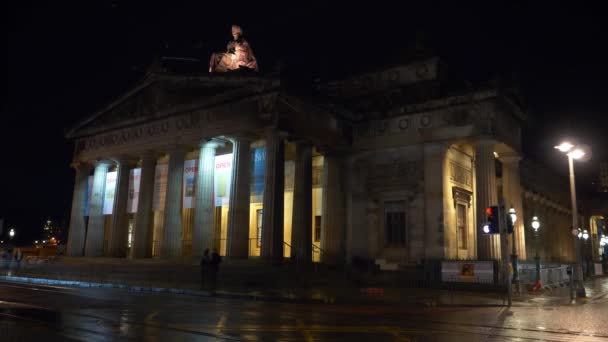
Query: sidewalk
[
  {"left": 1, "top": 259, "right": 606, "bottom": 307},
  {"left": 0, "top": 275, "right": 608, "bottom": 307}
]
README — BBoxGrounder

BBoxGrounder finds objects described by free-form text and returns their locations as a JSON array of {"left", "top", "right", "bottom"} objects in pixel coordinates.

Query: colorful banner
[
  {"left": 250, "top": 147, "right": 266, "bottom": 203},
  {"left": 153, "top": 164, "right": 168, "bottom": 211},
  {"left": 183, "top": 159, "right": 198, "bottom": 209},
  {"left": 84, "top": 175, "right": 94, "bottom": 216},
  {"left": 103, "top": 171, "right": 117, "bottom": 215},
  {"left": 214, "top": 153, "right": 233, "bottom": 206},
  {"left": 127, "top": 168, "right": 141, "bottom": 214}
]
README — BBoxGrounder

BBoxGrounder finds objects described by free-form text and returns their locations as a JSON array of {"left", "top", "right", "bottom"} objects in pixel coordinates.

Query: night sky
[{"left": 1, "top": 1, "right": 607, "bottom": 243}]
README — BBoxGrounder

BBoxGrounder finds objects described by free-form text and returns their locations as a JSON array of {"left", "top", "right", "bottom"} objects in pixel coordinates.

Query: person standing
[
  {"left": 208, "top": 248, "right": 222, "bottom": 293},
  {"left": 200, "top": 249, "right": 210, "bottom": 290}
]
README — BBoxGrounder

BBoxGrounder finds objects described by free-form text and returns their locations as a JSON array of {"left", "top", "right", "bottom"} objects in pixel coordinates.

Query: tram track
[
  {"left": 0, "top": 279, "right": 606, "bottom": 341},
  {"left": 0, "top": 280, "right": 240, "bottom": 341}
]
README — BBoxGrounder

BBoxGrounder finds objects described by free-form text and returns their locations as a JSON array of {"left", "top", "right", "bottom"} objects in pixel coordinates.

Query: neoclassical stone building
[{"left": 66, "top": 56, "right": 533, "bottom": 265}]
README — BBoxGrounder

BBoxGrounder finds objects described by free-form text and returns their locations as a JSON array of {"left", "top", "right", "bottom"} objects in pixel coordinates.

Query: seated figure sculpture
[{"left": 209, "top": 25, "right": 259, "bottom": 73}]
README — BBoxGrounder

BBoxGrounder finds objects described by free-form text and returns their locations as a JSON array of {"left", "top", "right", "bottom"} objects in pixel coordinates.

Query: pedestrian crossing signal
[{"left": 484, "top": 206, "right": 500, "bottom": 234}]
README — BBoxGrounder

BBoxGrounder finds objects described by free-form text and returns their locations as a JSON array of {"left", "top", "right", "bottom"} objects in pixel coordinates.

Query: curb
[{"left": 0, "top": 275, "right": 326, "bottom": 305}]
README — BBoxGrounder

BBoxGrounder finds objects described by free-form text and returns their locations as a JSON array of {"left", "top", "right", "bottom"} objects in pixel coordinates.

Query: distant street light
[
  {"left": 9, "top": 228, "right": 15, "bottom": 239},
  {"left": 555, "top": 140, "right": 590, "bottom": 299},
  {"left": 532, "top": 216, "right": 541, "bottom": 284}
]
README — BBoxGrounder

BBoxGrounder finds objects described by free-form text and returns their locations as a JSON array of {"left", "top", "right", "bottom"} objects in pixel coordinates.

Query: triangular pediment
[{"left": 66, "top": 73, "right": 279, "bottom": 139}]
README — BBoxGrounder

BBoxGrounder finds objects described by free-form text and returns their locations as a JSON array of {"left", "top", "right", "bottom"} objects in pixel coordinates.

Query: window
[
  {"left": 312, "top": 167, "right": 323, "bottom": 187},
  {"left": 384, "top": 201, "right": 406, "bottom": 246},
  {"left": 457, "top": 203, "right": 467, "bottom": 249},
  {"left": 314, "top": 216, "right": 322, "bottom": 242},
  {"left": 256, "top": 209, "right": 263, "bottom": 247}
]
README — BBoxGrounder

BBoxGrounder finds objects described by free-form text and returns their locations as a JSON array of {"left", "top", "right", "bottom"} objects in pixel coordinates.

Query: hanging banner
[
  {"left": 250, "top": 147, "right": 266, "bottom": 203},
  {"left": 214, "top": 153, "right": 233, "bottom": 206},
  {"left": 183, "top": 159, "right": 198, "bottom": 209},
  {"left": 127, "top": 168, "right": 141, "bottom": 213},
  {"left": 84, "top": 175, "right": 94, "bottom": 216},
  {"left": 153, "top": 164, "right": 168, "bottom": 211},
  {"left": 103, "top": 171, "right": 117, "bottom": 215}
]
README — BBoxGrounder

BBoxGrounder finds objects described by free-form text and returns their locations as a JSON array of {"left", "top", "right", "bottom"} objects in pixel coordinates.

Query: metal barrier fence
[{"left": 517, "top": 263, "right": 570, "bottom": 287}]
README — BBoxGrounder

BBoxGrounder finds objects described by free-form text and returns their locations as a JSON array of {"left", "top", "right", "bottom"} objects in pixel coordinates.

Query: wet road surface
[{"left": 1, "top": 280, "right": 607, "bottom": 341}]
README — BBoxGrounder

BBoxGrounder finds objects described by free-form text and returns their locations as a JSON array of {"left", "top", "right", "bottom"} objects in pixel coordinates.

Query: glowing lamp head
[
  {"left": 509, "top": 207, "right": 517, "bottom": 224},
  {"left": 568, "top": 148, "right": 586, "bottom": 160},
  {"left": 555, "top": 142, "right": 574, "bottom": 153},
  {"left": 582, "top": 229, "right": 589, "bottom": 240},
  {"left": 8, "top": 229, "right": 14, "bottom": 238},
  {"left": 531, "top": 216, "right": 540, "bottom": 232}
]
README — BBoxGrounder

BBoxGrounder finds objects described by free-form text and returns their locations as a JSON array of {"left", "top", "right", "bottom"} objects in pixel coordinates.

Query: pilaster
[
  {"left": 161, "top": 147, "right": 187, "bottom": 257},
  {"left": 291, "top": 141, "right": 313, "bottom": 262},
  {"left": 321, "top": 154, "right": 345, "bottom": 263},
  {"left": 475, "top": 139, "right": 501, "bottom": 259},
  {"left": 193, "top": 140, "right": 222, "bottom": 256},
  {"left": 226, "top": 136, "right": 252, "bottom": 258},
  {"left": 499, "top": 152, "right": 526, "bottom": 260},
  {"left": 132, "top": 152, "right": 157, "bottom": 258},
  {"left": 107, "top": 157, "right": 133, "bottom": 257},
  {"left": 85, "top": 160, "right": 113, "bottom": 257},
  {"left": 261, "top": 131, "right": 285, "bottom": 260},
  {"left": 66, "top": 162, "right": 92, "bottom": 256}
]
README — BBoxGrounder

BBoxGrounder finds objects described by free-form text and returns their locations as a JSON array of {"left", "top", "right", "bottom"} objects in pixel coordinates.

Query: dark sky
[{"left": 1, "top": 1, "right": 607, "bottom": 243}]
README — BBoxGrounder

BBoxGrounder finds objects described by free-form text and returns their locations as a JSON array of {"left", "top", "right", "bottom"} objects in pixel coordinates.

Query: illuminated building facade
[{"left": 65, "top": 56, "right": 536, "bottom": 265}]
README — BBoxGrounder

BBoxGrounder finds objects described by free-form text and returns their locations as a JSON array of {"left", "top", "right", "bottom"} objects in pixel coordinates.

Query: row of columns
[{"left": 67, "top": 133, "right": 339, "bottom": 262}]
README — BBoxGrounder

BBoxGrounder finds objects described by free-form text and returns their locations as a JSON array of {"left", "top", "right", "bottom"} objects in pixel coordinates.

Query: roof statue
[{"left": 209, "top": 25, "right": 259, "bottom": 73}]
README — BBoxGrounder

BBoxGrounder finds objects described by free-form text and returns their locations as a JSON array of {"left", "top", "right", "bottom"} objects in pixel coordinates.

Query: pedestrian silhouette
[
  {"left": 200, "top": 249, "right": 210, "bottom": 290},
  {"left": 208, "top": 248, "right": 222, "bottom": 293}
]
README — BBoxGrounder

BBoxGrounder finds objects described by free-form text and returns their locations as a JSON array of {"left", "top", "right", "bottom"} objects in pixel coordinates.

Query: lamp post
[
  {"left": 601, "top": 234, "right": 607, "bottom": 271},
  {"left": 8, "top": 228, "right": 15, "bottom": 240},
  {"left": 555, "top": 141, "right": 588, "bottom": 298},
  {"left": 577, "top": 228, "right": 589, "bottom": 278},
  {"left": 509, "top": 207, "right": 519, "bottom": 284},
  {"left": 532, "top": 216, "right": 541, "bottom": 283}
]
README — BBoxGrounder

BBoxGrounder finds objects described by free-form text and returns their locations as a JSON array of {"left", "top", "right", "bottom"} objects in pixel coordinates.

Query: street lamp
[
  {"left": 509, "top": 207, "right": 519, "bottom": 284},
  {"left": 555, "top": 140, "right": 590, "bottom": 298},
  {"left": 532, "top": 216, "right": 541, "bottom": 284},
  {"left": 8, "top": 228, "right": 15, "bottom": 239}
]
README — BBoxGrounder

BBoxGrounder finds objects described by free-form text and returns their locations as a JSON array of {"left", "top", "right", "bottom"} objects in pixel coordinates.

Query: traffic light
[{"left": 483, "top": 206, "right": 500, "bottom": 234}]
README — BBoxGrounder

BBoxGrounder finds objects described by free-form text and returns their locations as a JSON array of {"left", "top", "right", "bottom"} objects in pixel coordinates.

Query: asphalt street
[{"left": 0, "top": 280, "right": 607, "bottom": 341}]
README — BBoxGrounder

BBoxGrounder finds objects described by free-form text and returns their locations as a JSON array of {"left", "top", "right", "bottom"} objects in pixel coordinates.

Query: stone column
[
  {"left": 161, "top": 148, "right": 186, "bottom": 257},
  {"left": 261, "top": 131, "right": 285, "bottom": 260},
  {"left": 132, "top": 153, "right": 156, "bottom": 258},
  {"left": 193, "top": 140, "right": 221, "bottom": 256},
  {"left": 499, "top": 153, "right": 526, "bottom": 260},
  {"left": 226, "top": 137, "right": 251, "bottom": 258},
  {"left": 346, "top": 158, "right": 368, "bottom": 262},
  {"left": 85, "top": 160, "right": 112, "bottom": 257},
  {"left": 107, "top": 159, "right": 131, "bottom": 258},
  {"left": 321, "top": 154, "right": 345, "bottom": 263},
  {"left": 423, "top": 142, "right": 447, "bottom": 259},
  {"left": 66, "top": 162, "right": 92, "bottom": 256},
  {"left": 475, "top": 139, "right": 501, "bottom": 260},
  {"left": 291, "top": 142, "right": 313, "bottom": 262}
]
